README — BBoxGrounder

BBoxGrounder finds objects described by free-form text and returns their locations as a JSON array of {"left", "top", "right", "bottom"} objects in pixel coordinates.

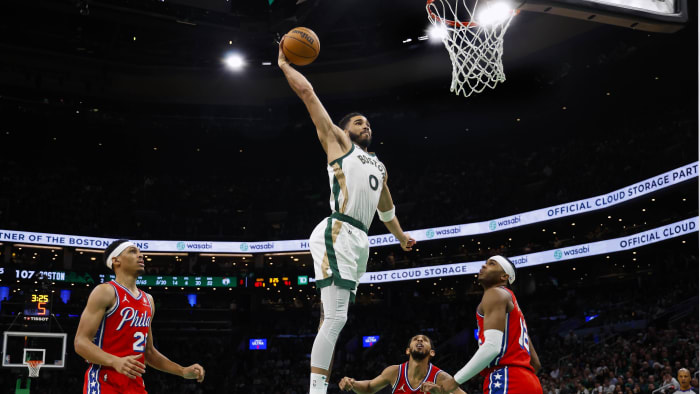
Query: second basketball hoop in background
[{"left": 282, "top": 27, "right": 320, "bottom": 66}]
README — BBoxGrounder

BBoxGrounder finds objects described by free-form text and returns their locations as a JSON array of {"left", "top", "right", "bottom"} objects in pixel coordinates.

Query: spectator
[{"left": 662, "top": 370, "right": 681, "bottom": 392}]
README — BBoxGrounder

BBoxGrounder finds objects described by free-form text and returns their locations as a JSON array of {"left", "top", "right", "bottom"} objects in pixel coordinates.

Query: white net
[
  {"left": 27, "top": 361, "right": 42, "bottom": 378},
  {"left": 426, "top": 0, "right": 517, "bottom": 97}
]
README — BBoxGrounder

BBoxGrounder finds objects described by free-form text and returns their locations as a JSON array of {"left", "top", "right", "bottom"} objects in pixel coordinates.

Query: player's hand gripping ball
[{"left": 281, "top": 27, "right": 320, "bottom": 66}]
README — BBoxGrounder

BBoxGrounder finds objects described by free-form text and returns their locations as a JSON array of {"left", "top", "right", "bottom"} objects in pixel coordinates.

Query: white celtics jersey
[{"left": 327, "top": 144, "right": 387, "bottom": 231}]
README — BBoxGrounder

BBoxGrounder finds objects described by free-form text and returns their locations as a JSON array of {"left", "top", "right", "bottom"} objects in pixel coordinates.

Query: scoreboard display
[
  {"left": 98, "top": 274, "right": 237, "bottom": 288},
  {"left": 2, "top": 269, "right": 309, "bottom": 290}
]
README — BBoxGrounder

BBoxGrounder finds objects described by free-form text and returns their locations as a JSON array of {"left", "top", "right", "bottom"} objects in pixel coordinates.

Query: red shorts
[
  {"left": 84, "top": 365, "right": 148, "bottom": 394},
  {"left": 482, "top": 366, "right": 542, "bottom": 394}
]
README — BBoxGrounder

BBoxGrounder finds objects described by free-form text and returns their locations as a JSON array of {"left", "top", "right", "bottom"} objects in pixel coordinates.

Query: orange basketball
[{"left": 282, "top": 27, "right": 320, "bottom": 66}]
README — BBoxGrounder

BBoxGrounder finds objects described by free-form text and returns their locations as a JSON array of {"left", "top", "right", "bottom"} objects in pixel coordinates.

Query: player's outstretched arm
[
  {"left": 143, "top": 295, "right": 205, "bottom": 382},
  {"left": 339, "top": 365, "right": 398, "bottom": 394},
  {"left": 278, "top": 41, "right": 349, "bottom": 159},
  {"left": 74, "top": 284, "right": 146, "bottom": 379},
  {"left": 377, "top": 176, "right": 415, "bottom": 252},
  {"left": 421, "top": 371, "right": 467, "bottom": 394},
  {"left": 451, "top": 288, "right": 509, "bottom": 386}
]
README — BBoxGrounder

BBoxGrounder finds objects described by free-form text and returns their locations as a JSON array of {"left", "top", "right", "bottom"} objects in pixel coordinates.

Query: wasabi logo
[
  {"left": 559, "top": 246, "right": 590, "bottom": 257},
  {"left": 494, "top": 215, "right": 522, "bottom": 228},
  {"left": 510, "top": 256, "right": 528, "bottom": 265},
  {"left": 177, "top": 242, "right": 212, "bottom": 250},
  {"left": 426, "top": 229, "right": 435, "bottom": 239},
  {"left": 554, "top": 250, "right": 563, "bottom": 260},
  {"left": 247, "top": 243, "right": 275, "bottom": 251},
  {"left": 240, "top": 243, "right": 249, "bottom": 252},
  {"left": 435, "top": 227, "right": 461, "bottom": 236}
]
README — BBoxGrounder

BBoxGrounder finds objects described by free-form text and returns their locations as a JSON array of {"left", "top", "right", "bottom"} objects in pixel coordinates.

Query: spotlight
[
  {"left": 428, "top": 24, "right": 448, "bottom": 42},
  {"left": 224, "top": 54, "right": 245, "bottom": 71},
  {"left": 477, "top": 2, "right": 513, "bottom": 26}
]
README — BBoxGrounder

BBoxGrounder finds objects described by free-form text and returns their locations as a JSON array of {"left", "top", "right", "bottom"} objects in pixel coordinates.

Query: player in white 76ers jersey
[{"left": 75, "top": 239, "right": 205, "bottom": 394}]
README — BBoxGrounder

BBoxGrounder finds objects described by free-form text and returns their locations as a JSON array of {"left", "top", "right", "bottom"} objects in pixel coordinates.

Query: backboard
[
  {"left": 518, "top": 0, "right": 688, "bottom": 32},
  {"left": 2, "top": 331, "right": 67, "bottom": 369}
]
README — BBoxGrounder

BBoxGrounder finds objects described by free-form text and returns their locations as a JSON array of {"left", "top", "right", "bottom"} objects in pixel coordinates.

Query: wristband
[{"left": 377, "top": 205, "right": 396, "bottom": 222}]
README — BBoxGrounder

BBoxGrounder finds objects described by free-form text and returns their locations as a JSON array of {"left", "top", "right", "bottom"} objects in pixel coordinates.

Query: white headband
[
  {"left": 106, "top": 241, "right": 136, "bottom": 269},
  {"left": 490, "top": 255, "right": 515, "bottom": 284}
]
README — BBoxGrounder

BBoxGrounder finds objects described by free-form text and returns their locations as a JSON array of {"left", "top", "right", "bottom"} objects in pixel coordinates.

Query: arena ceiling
[
  {"left": 0, "top": 0, "right": 695, "bottom": 102},
  {"left": 2, "top": 0, "right": 603, "bottom": 68}
]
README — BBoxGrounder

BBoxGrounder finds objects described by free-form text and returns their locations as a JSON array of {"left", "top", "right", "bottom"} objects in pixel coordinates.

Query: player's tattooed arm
[
  {"left": 421, "top": 371, "right": 467, "bottom": 394},
  {"left": 339, "top": 365, "right": 398, "bottom": 393},
  {"left": 421, "top": 378, "right": 461, "bottom": 394}
]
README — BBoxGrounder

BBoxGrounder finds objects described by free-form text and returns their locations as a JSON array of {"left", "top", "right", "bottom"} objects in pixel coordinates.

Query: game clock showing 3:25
[{"left": 24, "top": 293, "right": 51, "bottom": 316}]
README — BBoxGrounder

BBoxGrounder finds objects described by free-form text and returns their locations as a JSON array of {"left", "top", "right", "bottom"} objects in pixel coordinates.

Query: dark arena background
[{"left": 0, "top": 0, "right": 698, "bottom": 393}]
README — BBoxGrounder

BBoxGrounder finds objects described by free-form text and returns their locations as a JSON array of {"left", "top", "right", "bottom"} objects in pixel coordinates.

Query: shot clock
[{"left": 24, "top": 293, "right": 51, "bottom": 316}]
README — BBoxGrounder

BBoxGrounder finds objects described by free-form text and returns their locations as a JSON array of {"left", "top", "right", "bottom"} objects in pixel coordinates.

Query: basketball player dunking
[
  {"left": 75, "top": 239, "right": 205, "bottom": 394},
  {"left": 339, "top": 335, "right": 465, "bottom": 394},
  {"left": 278, "top": 43, "right": 416, "bottom": 394},
  {"left": 423, "top": 255, "right": 542, "bottom": 394}
]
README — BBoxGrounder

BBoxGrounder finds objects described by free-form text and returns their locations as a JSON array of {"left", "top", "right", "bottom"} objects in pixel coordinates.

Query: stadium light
[
  {"left": 224, "top": 53, "right": 245, "bottom": 71},
  {"left": 476, "top": 2, "right": 513, "bottom": 26},
  {"left": 428, "top": 24, "right": 448, "bottom": 43}
]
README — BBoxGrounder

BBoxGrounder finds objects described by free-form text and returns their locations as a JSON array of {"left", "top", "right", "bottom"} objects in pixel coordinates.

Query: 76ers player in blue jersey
[
  {"left": 423, "top": 256, "right": 542, "bottom": 394},
  {"left": 75, "top": 239, "right": 205, "bottom": 394},
  {"left": 338, "top": 335, "right": 465, "bottom": 394}
]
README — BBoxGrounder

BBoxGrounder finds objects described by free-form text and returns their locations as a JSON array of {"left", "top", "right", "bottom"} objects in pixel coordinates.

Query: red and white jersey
[
  {"left": 476, "top": 287, "right": 534, "bottom": 377},
  {"left": 84, "top": 281, "right": 153, "bottom": 394},
  {"left": 392, "top": 362, "right": 443, "bottom": 393}
]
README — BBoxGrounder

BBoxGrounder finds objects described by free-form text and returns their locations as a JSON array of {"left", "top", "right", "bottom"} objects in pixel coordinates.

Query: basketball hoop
[
  {"left": 426, "top": 0, "right": 518, "bottom": 97},
  {"left": 26, "top": 360, "right": 43, "bottom": 378}
]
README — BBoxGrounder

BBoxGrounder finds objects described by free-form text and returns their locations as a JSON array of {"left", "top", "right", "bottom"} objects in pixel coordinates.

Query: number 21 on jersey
[
  {"left": 133, "top": 332, "right": 148, "bottom": 352},
  {"left": 518, "top": 317, "right": 531, "bottom": 354}
]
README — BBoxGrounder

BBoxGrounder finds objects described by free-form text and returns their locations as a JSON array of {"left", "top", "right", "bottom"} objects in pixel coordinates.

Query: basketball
[{"left": 282, "top": 27, "right": 320, "bottom": 66}]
